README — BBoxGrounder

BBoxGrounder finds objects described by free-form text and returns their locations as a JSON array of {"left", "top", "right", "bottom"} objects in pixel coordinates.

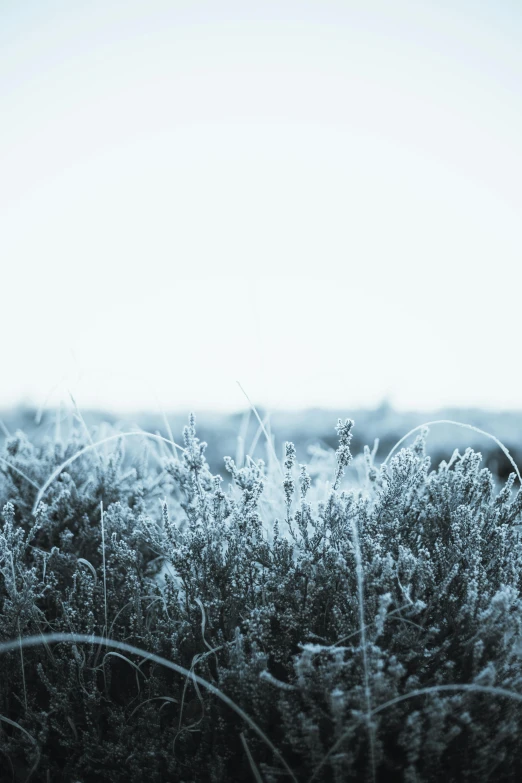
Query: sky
[{"left": 1, "top": 0, "right": 521, "bottom": 414}]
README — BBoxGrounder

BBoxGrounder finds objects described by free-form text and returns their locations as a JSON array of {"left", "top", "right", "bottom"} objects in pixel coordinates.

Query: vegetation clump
[{"left": 1, "top": 414, "right": 522, "bottom": 782}]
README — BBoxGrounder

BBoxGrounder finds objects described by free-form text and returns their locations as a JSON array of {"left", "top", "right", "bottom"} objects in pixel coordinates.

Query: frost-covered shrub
[{"left": 0, "top": 416, "right": 522, "bottom": 781}]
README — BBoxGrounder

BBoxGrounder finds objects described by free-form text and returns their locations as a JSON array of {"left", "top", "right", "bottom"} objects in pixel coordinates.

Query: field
[{"left": 0, "top": 404, "right": 521, "bottom": 782}]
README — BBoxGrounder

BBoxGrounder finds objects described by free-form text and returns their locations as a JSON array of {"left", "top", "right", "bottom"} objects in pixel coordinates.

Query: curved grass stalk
[
  {"left": 384, "top": 420, "right": 521, "bottom": 484},
  {"left": 77, "top": 558, "right": 98, "bottom": 586},
  {"left": 195, "top": 596, "right": 221, "bottom": 680},
  {"left": 349, "top": 514, "right": 376, "bottom": 783},
  {"left": 236, "top": 381, "right": 283, "bottom": 478},
  {"left": 107, "top": 594, "right": 162, "bottom": 639},
  {"left": 100, "top": 502, "right": 108, "bottom": 638},
  {"left": 0, "top": 713, "right": 40, "bottom": 782},
  {"left": 240, "top": 731, "right": 266, "bottom": 783},
  {"left": 99, "top": 650, "right": 147, "bottom": 693},
  {"left": 176, "top": 648, "right": 209, "bottom": 738},
  {"left": 0, "top": 632, "right": 298, "bottom": 783},
  {"left": 32, "top": 431, "right": 186, "bottom": 514},
  {"left": 0, "top": 456, "right": 40, "bottom": 491},
  {"left": 153, "top": 393, "right": 179, "bottom": 460},
  {"left": 247, "top": 413, "right": 271, "bottom": 463},
  {"left": 128, "top": 695, "right": 179, "bottom": 720},
  {"left": 18, "top": 621, "right": 27, "bottom": 711}
]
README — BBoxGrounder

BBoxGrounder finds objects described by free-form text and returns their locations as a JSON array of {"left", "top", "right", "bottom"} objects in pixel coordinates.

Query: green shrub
[{"left": 1, "top": 415, "right": 522, "bottom": 782}]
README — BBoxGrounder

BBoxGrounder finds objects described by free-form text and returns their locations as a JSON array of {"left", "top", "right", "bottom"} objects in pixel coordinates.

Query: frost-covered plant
[{"left": 0, "top": 415, "right": 522, "bottom": 782}]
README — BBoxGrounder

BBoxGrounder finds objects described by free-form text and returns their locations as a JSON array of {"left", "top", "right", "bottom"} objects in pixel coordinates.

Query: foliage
[{"left": 0, "top": 415, "right": 522, "bottom": 782}]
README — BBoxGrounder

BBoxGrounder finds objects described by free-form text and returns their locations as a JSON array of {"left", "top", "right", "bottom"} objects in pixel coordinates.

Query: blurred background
[{"left": 1, "top": 0, "right": 521, "bottom": 477}]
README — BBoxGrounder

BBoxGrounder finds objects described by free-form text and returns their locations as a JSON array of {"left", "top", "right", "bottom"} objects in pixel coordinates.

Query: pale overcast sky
[{"left": 1, "top": 0, "right": 521, "bottom": 413}]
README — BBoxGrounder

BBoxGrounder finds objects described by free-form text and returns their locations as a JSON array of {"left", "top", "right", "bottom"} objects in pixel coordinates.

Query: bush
[{"left": 0, "top": 415, "right": 522, "bottom": 782}]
